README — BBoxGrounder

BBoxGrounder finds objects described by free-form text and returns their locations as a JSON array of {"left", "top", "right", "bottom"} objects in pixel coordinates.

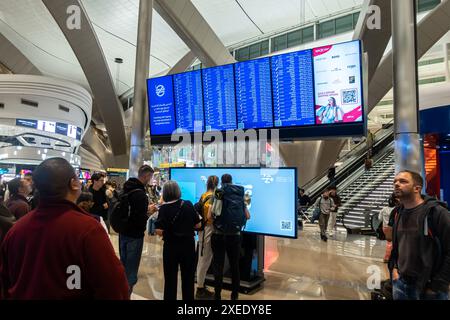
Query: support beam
[
  {"left": 154, "top": 0, "right": 235, "bottom": 68},
  {"left": 42, "top": 0, "right": 128, "bottom": 160},
  {"left": 129, "top": 0, "right": 153, "bottom": 177},
  {"left": 391, "top": 0, "right": 423, "bottom": 174},
  {"left": 353, "top": 0, "right": 392, "bottom": 83},
  {"left": 0, "top": 33, "right": 41, "bottom": 75},
  {"left": 368, "top": 0, "right": 450, "bottom": 113}
]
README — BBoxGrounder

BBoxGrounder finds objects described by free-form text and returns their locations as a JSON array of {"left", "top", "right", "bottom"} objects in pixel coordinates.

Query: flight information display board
[
  {"left": 271, "top": 50, "right": 315, "bottom": 127},
  {"left": 235, "top": 57, "right": 273, "bottom": 129},
  {"left": 202, "top": 64, "right": 237, "bottom": 131},
  {"left": 173, "top": 70, "right": 204, "bottom": 133},
  {"left": 147, "top": 76, "right": 176, "bottom": 135},
  {"left": 147, "top": 40, "right": 364, "bottom": 141}
]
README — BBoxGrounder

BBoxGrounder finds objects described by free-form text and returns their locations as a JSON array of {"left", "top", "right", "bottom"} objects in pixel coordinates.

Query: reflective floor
[{"left": 112, "top": 224, "right": 390, "bottom": 300}]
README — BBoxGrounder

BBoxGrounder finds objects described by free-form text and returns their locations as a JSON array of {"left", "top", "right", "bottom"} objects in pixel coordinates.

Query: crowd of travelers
[
  {"left": 0, "top": 159, "right": 250, "bottom": 300},
  {"left": 0, "top": 159, "right": 448, "bottom": 301}
]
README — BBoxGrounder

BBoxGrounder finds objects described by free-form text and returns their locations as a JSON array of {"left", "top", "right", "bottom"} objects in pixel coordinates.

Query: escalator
[
  {"left": 301, "top": 121, "right": 395, "bottom": 234},
  {"left": 301, "top": 120, "right": 394, "bottom": 202}
]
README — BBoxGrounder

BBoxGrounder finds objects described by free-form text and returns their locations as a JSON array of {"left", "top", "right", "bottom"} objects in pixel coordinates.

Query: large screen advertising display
[
  {"left": 313, "top": 41, "right": 363, "bottom": 124},
  {"left": 16, "top": 119, "right": 83, "bottom": 141},
  {"left": 170, "top": 167, "right": 298, "bottom": 239},
  {"left": 148, "top": 40, "right": 364, "bottom": 143}
]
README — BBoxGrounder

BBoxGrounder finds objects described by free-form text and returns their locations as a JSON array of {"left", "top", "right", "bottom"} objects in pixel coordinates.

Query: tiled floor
[{"left": 111, "top": 224, "right": 390, "bottom": 300}]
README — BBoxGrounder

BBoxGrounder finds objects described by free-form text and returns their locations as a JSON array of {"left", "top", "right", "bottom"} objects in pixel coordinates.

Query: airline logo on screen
[
  {"left": 155, "top": 84, "right": 166, "bottom": 97},
  {"left": 313, "top": 45, "right": 333, "bottom": 57}
]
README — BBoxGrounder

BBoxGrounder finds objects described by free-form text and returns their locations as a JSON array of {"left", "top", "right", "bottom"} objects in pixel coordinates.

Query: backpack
[
  {"left": 213, "top": 184, "right": 247, "bottom": 234},
  {"left": 194, "top": 193, "right": 213, "bottom": 231},
  {"left": 110, "top": 189, "right": 142, "bottom": 233}
]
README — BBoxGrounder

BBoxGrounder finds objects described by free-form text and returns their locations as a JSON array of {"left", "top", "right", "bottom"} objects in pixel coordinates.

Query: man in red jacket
[{"left": 0, "top": 158, "right": 129, "bottom": 300}]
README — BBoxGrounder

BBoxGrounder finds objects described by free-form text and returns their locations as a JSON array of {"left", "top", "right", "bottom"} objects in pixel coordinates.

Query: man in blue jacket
[{"left": 389, "top": 170, "right": 450, "bottom": 300}]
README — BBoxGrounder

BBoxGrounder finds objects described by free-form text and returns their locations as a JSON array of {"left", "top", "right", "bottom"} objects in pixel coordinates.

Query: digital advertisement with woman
[{"left": 313, "top": 40, "right": 363, "bottom": 125}]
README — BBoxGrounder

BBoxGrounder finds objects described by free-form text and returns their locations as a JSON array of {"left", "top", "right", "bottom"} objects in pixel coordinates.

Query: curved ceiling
[{"left": 0, "top": 0, "right": 364, "bottom": 98}]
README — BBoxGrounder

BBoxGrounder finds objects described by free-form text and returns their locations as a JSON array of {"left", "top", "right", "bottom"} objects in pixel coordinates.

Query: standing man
[
  {"left": 390, "top": 170, "right": 450, "bottom": 300},
  {"left": 0, "top": 158, "right": 128, "bottom": 299},
  {"left": 89, "top": 173, "right": 108, "bottom": 224},
  {"left": 208, "top": 174, "right": 250, "bottom": 301},
  {"left": 313, "top": 188, "right": 335, "bottom": 242},
  {"left": 5, "top": 178, "right": 32, "bottom": 220},
  {"left": 23, "top": 172, "right": 38, "bottom": 209},
  {"left": 119, "top": 165, "right": 158, "bottom": 296}
]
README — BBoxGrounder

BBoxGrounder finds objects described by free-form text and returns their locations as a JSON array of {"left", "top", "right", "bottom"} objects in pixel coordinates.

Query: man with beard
[{"left": 389, "top": 170, "right": 450, "bottom": 300}]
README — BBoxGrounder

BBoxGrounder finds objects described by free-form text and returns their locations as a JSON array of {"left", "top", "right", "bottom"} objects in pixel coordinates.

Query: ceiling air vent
[
  {"left": 59, "top": 105, "right": 70, "bottom": 112},
  {"left": 21, "top": 98, "right": 38, "bottom": 108}
]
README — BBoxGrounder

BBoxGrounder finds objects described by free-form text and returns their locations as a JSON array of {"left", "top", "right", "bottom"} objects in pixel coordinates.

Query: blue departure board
[
  {"left": 174, "top": 70, "right": 204, "bottom": 133},
  {"left": 202, "top": 64, "right": 237, "bottom": 131},
  {"left": 147, "top": 76, "right": 176, "bottom": 135},
  {"left": 147, "top": 40, "right": 365, "bottom": 142},
  {"left": 235, "top": 57, "right": 273, "bottom": 129},
  {"left": 272, "top": 50, "right": 315, "bottom": 127}
]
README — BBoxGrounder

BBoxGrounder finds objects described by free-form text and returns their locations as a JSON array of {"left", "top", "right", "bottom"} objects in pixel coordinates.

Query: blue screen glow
[
  {"left": 174, "top": 70, "right": 204, "bottom": 133},
  {"left": 148, "top": 76, "right": 176, "bottom": 135},
  {"left": 202, "top": 64, "right": 237, "bottom": 131},
  {"left": 170, "top": 167, "right": 297, "bottom": 239},
  {"left": 272, "top": 50, "right": 315, "bottom": 127},
  {"left": 235, "top": 57, "right": 273, "bottom": 129}
]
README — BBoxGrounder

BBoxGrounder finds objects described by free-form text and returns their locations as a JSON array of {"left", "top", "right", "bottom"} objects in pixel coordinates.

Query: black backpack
[
  {"left": 213, "top": 184, "right": 247, "bottom": 234},
  {"left": 110, "top": 189, "right": 142, "bottom": 233},
  {"left": 194, "top": 194, "right": 213, "bottom": 231}
]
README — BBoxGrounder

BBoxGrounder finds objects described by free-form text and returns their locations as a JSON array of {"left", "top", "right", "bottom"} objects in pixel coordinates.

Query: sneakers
[
  {"left": 321, "top": 235, "right": 328, "bottom": 242},
  {"left": 196, "top": 287, "right": 215, "bottom": 300}
]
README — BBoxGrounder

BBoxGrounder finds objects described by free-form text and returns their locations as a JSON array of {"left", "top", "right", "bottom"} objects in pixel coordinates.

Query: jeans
[
  {"left": 211, "top": 233, "right": 241, "bottom": 300},
  {"left": 119, "top": 234, "right": 144, "bottom": 291},
  {"left": 327, "top": 212, "right": 337, "bottom": 236},
  {"left": 196, "top": 224, "right": 214, "bottom": 288},
  {"left": 163, "top": 238, "right": 196, "bottom": 300},
  {"left": 319, "top": 213, "right": 330, "bottom": 237},
  {"left": 393, "top": 277, "right": 449, "bottom": 300}
]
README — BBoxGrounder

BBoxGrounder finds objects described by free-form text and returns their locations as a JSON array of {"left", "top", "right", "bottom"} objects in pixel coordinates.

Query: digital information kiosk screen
[{"left": 170, "top": 167, "right": 297, "bottom": 239}]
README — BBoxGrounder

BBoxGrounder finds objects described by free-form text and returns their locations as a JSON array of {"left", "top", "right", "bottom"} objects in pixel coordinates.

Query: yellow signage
[
  {"left": 107, "top": 168, "right": 129, "bottom": 173},
  {"left": 159, "top": 162, "right": 185, "bottom": 168}
]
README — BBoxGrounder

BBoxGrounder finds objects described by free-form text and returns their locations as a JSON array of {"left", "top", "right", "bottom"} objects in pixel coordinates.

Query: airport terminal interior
[{"left": 1, "top": 0, "right": 450, "bottom": 301}]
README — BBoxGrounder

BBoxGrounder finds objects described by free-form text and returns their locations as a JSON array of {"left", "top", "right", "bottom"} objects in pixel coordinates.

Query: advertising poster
[
  {"left": 313, "top": 41, "right": 363, "bottom": 125},
  {"left": 37, "top": 120, "right": 56, "bottom": 133}
]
